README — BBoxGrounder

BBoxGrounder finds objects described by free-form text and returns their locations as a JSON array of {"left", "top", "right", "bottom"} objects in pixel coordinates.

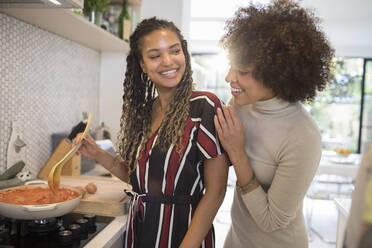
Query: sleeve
[
  {"left": 195, "top": 92, "right": 225, "bottom": 161},
  {"left": 241, "top": 122, "right": 322, "bottom": 232}
]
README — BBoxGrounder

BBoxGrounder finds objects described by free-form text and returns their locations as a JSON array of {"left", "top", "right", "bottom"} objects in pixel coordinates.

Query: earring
[{"left": 141, "top": 72, "right": 149, "bottom": 84}]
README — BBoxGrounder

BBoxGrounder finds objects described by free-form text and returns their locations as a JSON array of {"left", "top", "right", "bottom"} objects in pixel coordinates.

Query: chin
[{"left": 232, "top": 96, "right": 249, "bottom": 106}]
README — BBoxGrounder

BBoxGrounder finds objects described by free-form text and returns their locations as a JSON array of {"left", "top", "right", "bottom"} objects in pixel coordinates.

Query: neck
[{"left": 155, "top": 87, "right": 176, "bottom": 112}]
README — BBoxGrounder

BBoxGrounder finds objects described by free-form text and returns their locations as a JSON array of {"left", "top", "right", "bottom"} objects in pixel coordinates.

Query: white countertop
[{"left": 84, "top": 214, "right": 128, "bottom": 248}]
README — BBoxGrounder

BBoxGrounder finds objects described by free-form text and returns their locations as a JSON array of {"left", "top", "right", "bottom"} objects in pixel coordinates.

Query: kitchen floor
[{"left": 213, "top": 186, "right": 337, "bottom": 248}]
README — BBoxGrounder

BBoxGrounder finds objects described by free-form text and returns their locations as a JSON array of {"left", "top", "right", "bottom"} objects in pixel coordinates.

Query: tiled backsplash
[{"left": 0, "top": 13, "right": 100, "bottom": 177}]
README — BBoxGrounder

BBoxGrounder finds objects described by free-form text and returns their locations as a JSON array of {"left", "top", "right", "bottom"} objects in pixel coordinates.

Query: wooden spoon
[{"left": 48, "top": 114, "right": 91, "bottom": 194}]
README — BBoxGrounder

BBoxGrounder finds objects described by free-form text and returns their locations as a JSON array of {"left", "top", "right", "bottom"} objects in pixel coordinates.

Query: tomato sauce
[{"left": 0, "top": 186, "right": 80, "bottom": 205}]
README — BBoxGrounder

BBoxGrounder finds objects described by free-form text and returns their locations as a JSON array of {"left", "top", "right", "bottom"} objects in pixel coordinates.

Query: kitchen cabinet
[{"left": 0, "top": 0, "right": 141, "bottom": 52}]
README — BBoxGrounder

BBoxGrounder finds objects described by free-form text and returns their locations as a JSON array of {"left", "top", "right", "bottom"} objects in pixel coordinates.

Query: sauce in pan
[{"left": 0, "top": 186, "right": 80, "bottom": 205}]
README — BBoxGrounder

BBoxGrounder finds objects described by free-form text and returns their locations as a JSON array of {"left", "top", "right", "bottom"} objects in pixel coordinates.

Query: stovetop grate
[{"left": 0, "top": 213, "right": 115, "bottom": 248}]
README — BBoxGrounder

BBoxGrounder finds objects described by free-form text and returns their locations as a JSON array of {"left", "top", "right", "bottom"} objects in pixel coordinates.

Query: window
[
  {"left": 308, "top": 58, "right": 363, "bottom": 153},
  {"left": 361, "top": 60, "right": 372, "bottom": 152},
  {"left": 309, "top": 58, "right": 372, "bottom": 153}
]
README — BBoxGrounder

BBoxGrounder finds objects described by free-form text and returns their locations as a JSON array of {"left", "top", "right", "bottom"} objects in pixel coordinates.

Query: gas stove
[{"left": 0, "top": 213, "right": 115, "bottom": 248}]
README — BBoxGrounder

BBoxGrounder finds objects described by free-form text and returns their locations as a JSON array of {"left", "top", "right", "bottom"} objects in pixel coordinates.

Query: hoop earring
[{"left": 141, "top": 72, "right": 149, "bottom": 84}]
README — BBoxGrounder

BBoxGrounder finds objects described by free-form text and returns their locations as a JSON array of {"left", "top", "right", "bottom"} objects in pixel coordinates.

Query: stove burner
[
  {"left": 58, "top": 230, "right": 73, "bottom": 246},
  {"left": 0, "top": 213, "right": 115, "bottom": 248},
  {"left": 83, "top": 214, "right": 97, "bottom": 233},
  {"left": 28, "top": 218, "right": 58, "bottom": 235},
  {"left": 75, "top": 218, "right": 88, "bottom": 239},
  {"left": 68, "top": 224, "right": 81, "bottom": 240}
]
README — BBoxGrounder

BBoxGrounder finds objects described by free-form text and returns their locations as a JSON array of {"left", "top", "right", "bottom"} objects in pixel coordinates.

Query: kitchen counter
[
  {"left": 61, "top": 175, "right": 131, "bottom": 217},
  {"left": 85, "top": 214, "right": 128, "bottom": 248},
  {"left": 334, "top": 198, "right": 352, "bottom": 248},
  {"left": 64, "top": 174, "right": 130, "bottom": 247}
]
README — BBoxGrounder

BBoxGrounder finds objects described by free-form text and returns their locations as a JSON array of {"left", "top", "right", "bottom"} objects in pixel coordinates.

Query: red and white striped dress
[{"left": 125, "top": 91, "right": 224, "bottom": 248}]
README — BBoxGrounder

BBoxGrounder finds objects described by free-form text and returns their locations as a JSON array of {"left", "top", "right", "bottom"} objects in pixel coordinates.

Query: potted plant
[
  {"left": 83, "top": 0, "right": 111, "bottom": 25},
  {"left": 118, "top": 0, "right": 130, "bottom": 41}
]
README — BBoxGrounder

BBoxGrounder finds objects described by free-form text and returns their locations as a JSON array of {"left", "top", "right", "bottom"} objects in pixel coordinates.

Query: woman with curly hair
[
  {"left": 75, "top": 17, "right": 228, "bottom": 247},
  {"left": 214, "top": 0, "right": 334, "bottom": 247}
]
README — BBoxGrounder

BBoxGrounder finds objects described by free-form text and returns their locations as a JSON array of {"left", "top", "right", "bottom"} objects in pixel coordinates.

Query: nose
[
  {"left": 161, "top": 53, "right": 172, "bottom": 66},
  {"left": 225, "top": 67, "right": 236, "bottom": 84}
]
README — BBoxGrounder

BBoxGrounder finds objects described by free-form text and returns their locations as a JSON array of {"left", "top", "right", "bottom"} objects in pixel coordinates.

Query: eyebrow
[{"left": 146, "top": 43, "right": 181, "bottom": 54}]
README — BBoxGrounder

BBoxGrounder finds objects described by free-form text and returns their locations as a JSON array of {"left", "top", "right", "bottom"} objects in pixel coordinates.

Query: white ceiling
[
  {"left": 300, "top": 0, "right": 372, "bottom": 21},
  {"left": 300, "top": 0, "right": 372, "bottom": 57}
]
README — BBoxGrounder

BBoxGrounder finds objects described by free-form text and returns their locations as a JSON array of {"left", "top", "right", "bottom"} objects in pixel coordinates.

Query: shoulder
[
  {"left": 285, "top": 103, "right": 321, "bottom": 144},
  {"left": 190, "top": 91, "right": 222, "bottom": 105},
  {"left": 190, "top": 91, "right": 223, "bottom": 109},
  {"left": 189, "top": 91, "right": 223, "bottom": 118}
]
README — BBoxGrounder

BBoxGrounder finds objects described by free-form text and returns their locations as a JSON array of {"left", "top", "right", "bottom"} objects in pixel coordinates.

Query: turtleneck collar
[{"left": 232, "top": 97, "right": 299, "bottom": 117}]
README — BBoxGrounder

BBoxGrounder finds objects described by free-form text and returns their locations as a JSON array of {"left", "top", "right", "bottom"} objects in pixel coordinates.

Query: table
[{"left": 318, "top": 152, "right": 361, "bottom": 180}]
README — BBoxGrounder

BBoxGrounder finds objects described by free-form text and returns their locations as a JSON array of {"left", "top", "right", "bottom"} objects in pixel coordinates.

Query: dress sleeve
[
  {"left": 194, "top": 92, "right": 224, "bottom": 161},
  {"left": 241, "top": 123, "right": 322, "bottom": 232}
]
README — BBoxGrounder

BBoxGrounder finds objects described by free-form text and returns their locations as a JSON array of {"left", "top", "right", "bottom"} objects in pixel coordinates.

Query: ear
[{"left": 140, "top": 60, "right": 146, "bottom": 74}]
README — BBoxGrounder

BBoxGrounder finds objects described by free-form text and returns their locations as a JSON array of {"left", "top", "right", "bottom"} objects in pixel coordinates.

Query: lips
[
  {"left": 159, "top": 69, "right": 178, "bottom": 78},
  {"left": 160, "top": 69, "right": 177, "bottom": 75},
  {"left": 231, "top": 87, "right": 243, "bottom": 96}
]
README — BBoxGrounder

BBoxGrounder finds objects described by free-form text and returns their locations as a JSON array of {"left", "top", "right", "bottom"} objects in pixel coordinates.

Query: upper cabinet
[{"left": 0, "top": 0, "right": 141, "bottom": 53}]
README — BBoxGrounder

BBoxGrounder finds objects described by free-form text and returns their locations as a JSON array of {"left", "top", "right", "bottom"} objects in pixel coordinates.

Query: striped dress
[{"left": 125, "top": 91, "right": 224, "bottom": 248}]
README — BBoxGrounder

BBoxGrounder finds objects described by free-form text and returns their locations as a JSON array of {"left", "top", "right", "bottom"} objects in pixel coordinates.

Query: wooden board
[
  {"left": 38, "top": 138, "right": 81, "bottom": 179},
  {"left": 60, "top": 175, "right": 132, "bottom": 217}
]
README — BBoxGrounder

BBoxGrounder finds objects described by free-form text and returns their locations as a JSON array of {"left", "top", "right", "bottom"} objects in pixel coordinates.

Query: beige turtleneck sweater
[{"left": 223, "top": 97, "right": 322, "bottom": 248}]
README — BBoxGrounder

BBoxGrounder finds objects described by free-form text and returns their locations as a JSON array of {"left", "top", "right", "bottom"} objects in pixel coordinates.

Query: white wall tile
[{"left": 0, "top": 13, "right": 100, "bottom": 177}]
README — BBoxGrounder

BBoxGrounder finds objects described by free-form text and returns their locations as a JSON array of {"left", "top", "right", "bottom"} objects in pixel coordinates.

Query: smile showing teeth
[
  {"left": 231, "top": 87, "right": 242, "bottom": 93},
  {"left": 160, "top": 69, "right": 177, "bottom": 75}
]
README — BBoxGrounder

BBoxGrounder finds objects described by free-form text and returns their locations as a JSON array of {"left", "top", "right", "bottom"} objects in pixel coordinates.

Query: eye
[
  {"left": 171, "top": 49, "right": 181, "bottom": 55},
  {"left": 238, "top": 70, "right": 249, "bottom": 76},
  {"left": 149, "top": 54, "right": 160, "bottom": 59}
]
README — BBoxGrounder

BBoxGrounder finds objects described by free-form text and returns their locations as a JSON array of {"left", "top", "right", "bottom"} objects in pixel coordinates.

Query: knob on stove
[
  {"left": 75, "top": 218, "right": 89, "bottom": 239},
  {"left": 58, "top": 230, "right": 73, "bottom": 246},
  {"left": 68, "top": 224, "right": 81, "bottom": 240},
  {"left": 84, "top": 214, "right": 97, "bottom": 233},
  {"left": 84, "top": 214, "right": 96, "bottom": 226},
  {"left": 75, "top": 218, "right": 88, "bottom": 233}
]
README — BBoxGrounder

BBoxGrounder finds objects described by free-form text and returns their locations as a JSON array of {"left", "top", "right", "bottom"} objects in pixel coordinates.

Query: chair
[{"left": 305, "top": 173, "right": 354, "bottom": 244}]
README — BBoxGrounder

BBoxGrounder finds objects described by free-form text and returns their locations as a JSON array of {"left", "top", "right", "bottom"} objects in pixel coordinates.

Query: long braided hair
[{"left": 117, "top": 17, "right": 193, "bottom": 176}]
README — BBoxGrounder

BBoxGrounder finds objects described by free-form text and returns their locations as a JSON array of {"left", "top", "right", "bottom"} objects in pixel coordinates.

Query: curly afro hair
[{"left": 220, "top": 0, "right": 334, "bottom": 103}]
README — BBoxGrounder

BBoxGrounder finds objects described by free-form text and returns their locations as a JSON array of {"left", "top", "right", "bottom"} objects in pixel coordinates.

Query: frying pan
[{"left": 0, "top": 180, "right": 82, "bottom": 220}]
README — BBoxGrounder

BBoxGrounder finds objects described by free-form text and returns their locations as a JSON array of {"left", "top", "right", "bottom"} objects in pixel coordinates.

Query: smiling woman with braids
[{"left": 74, "top": 17, "right": 228, "bottom": 248}]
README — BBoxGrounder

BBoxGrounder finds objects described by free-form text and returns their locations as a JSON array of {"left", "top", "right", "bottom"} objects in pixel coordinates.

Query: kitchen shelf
[{"left": 0, "top": 8, "right": 129, "bottom": 52}]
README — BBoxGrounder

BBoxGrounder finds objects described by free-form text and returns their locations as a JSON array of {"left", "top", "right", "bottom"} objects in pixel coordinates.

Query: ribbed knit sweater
[{"left": 223, "top": 97, "right": 321, "bottom": 248}]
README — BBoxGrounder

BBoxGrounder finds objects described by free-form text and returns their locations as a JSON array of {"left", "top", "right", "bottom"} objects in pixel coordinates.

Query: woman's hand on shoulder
[
  {"left": 214, "top": 106, "right": 246, "bottom": 164},
  {"left": 72, "top": 133, "right": 100, "bottom": 160}
]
